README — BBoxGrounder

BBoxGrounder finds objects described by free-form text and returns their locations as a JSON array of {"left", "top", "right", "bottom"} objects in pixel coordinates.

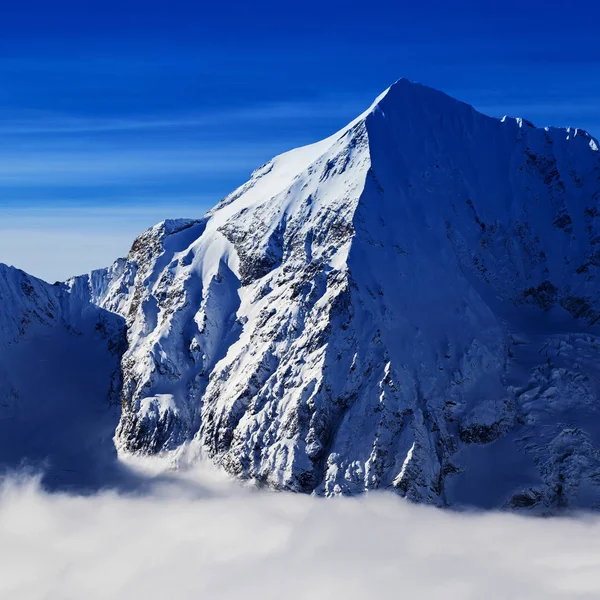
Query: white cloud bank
[{"left": 1, "top": 461, "right": 600, "bottom": 600}]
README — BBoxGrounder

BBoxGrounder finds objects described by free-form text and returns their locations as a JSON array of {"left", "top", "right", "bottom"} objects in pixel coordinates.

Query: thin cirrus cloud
[
  {"left": 0, "top": 146, "right": 272, "bottom": 185},
  {"left": 0, "top": 97, "right": 366, "bottom": 136},
  {"left": 0, "top": 98, "right": 367, "bottom": 187},
  {"left": 0, "top": 97, "right": 368, "bottom": 280}
]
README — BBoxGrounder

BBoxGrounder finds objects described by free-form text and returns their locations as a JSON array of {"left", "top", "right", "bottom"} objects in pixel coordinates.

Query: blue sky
[{"left": 1, "top": 0, "right": 599, "bottom": 280}]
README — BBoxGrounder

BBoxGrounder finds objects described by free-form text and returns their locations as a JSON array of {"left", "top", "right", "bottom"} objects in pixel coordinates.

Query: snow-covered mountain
[
  {"left": 0, "top": 264, "right": 125, "bottom": 490},
  {"left": 4, "top": 79, "right": 600, "bottom": 510}
]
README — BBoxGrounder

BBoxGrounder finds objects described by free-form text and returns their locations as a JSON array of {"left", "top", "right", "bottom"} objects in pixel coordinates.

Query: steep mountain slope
[
  {"left": 0, "top": 264, "right": 126, "bottom": 490},
  {"left": 71, "top": 79, "right": 600, "bottom": 510}
]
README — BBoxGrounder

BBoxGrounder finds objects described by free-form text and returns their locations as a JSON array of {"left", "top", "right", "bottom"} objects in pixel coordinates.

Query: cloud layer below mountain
[{"left": 1, "top": 460, "right": 599, "bottom": 600}]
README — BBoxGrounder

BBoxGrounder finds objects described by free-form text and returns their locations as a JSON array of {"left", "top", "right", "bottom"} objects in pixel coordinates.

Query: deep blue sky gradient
[{"left": 1, "top": 0, "right": 599, "bottom": 279}]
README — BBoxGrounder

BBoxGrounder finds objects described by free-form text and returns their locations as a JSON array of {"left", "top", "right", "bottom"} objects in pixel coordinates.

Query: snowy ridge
[
  {"left": 0, "top": 264, "right": 125, "bottom": 489},
  {"left": 6, "top": 78, "right": 600, "bottom": 510}
]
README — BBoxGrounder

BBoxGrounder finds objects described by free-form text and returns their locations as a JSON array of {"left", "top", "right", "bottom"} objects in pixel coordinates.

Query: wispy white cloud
[
  {"left": 0, "top": 96, "right": 367, "bottom": 191},
  {"left": 0, "top": 145, "right": 282, "bottom": 186},
  {"left": 1, "top": 462, "right": 599, "bottom": 600},
  {"left": 0, "top": 98, "right": 366, "bottom": 135}
]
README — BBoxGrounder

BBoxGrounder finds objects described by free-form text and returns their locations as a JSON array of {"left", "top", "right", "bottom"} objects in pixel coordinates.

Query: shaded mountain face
[
  {"left": 0, "top": 264, "right": 126, "bottom": 490},
  {"left": 5, "top": 79, "right": 600, "bottom": 510}
]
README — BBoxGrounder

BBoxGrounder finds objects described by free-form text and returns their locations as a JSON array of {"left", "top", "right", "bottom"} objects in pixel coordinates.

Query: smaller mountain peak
[
  {"left": 129, "top": 218, "right": 202, "bottom": 245},
  {"left": 128, "top": 218, "right": 203, "bottom": 257},
  {"left": 153, "top": 218, "right": 200, "bottom": 236}
]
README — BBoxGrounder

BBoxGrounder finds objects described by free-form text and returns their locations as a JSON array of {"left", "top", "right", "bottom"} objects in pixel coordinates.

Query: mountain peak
[
  {"left": 92, "top": 76, "right": 600, "bottom": 511},
  {"left": 367, "top": 78, "right": 473, "bottom": 119},
  {"left": 6, "top": 79, "right": 600, "bottom": 511}
]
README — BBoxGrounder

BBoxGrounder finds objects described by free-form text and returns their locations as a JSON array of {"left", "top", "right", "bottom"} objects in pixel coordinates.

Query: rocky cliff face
[{"left": 38, "top": 79, "right": 600, "bottom": 510}]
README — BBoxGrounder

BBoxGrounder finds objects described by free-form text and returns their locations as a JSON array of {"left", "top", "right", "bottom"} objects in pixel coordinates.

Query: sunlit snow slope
[{"left": 9, "top": 78, "right": 600, "bottom": 510}]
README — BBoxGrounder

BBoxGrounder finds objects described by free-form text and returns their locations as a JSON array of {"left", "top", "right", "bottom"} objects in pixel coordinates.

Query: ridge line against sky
[{"left": 0, "top": 0, "right": 598, "bottom": 281}]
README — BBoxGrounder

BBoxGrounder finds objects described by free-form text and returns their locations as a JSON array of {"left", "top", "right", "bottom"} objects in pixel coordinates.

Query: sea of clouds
[{"left": 1, "top": 459, "right": 600, "bottom": 600}]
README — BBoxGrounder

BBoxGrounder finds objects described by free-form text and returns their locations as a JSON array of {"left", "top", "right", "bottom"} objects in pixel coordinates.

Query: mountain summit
[{"left": 6, "top": 79, "right": 600, "bottom": 510}]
